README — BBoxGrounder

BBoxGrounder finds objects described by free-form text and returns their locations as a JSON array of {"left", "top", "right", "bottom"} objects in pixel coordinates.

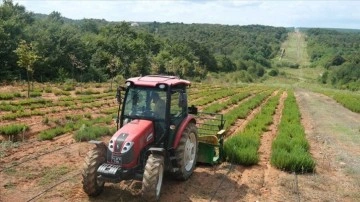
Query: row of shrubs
[
  {"left": 0, "top": 93, "right": 115, "bottom": 120},
  {"left": 74, "top": 124, "right": 114, "bottom": 142},
  {"left": 0, "top": 115, "right": 115, "bottom": 143},
  {"left": 224, "top": 90, "right": 272, "bottom": 129},
  {"left": 270, "top": 91, "right": 315, "bottom": 172},
  {"left": 202, "top": 89, "right": 252, "bottom": 113},
  {"left": 1, "top": 99, "right": 113, "bottom": 121},
  {"left": 0, "top": 92, "right": 22, "bottom": 100},
  {"left": 190, "top": 88, "right": 238, "bottom": 106},
  {"left": 319, "top": 90, "right": 360, "bottom": 113},
  {"left": 224, "top": 92, "right": 280, "bottom": 165},
  {"left": 0, "top": 91, "right": 43, "bottom": 100},
  {"left": 197, "top": 89, "right": 272, "bottom": 137},
  {"left": 0, "top": 84, "right": 114, "bottom": 101},
  {"left": 38, "top": 115, "right": 114, "bottom": 141},
  {"left": 0, "top": 124, "right": 29, "bottom": 136}
]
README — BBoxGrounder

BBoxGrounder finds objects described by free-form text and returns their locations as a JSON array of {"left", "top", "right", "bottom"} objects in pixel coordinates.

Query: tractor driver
[{"left": 151, "top": 92, "right": 165, "bottom": 119}]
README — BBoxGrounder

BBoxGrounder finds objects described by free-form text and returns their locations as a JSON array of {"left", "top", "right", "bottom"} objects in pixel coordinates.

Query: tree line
[
  {"left": 0, "top": 0, "right": 288, "bottom": 84},
  {"left": 306, "top": 28, "right": 360, "bottom": 91}
]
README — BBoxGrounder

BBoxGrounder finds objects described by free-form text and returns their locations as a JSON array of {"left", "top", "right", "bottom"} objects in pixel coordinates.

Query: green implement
[
  {"left": 192, "top": 111, "right": 226, "bottom": 165},
  {"left": 198, "top": 129, "right": 225, "bottom": 165}
]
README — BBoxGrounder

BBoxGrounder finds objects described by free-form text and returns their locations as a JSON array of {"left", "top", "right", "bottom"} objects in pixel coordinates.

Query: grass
[
  {"left": 3, "top": 182, "right": 16, "bottom": 189},
  {"left": 0, "top": 141, "right": 20, "bottom": 158},
  {"left": 40, "top": 166, "right": 70, "bottom": 185},
  {"left": 277, "top": 32, "right": 310, "bottom": 67}
]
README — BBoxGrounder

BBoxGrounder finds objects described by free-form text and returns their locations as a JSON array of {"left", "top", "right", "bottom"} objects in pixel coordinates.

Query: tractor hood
[{"left": 107, "top": 119, "right": 154, "bottom": 167}]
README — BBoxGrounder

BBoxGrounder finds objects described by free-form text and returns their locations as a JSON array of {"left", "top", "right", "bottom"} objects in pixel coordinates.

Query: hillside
[
  {"left": 1, "top": 1, "right": 360, "bottom": 202},
  {"left": 0, "top": 1, "right": 287, "bottom": 84},
  {"left": 306, "top": 28, "right": 360, "bottom": 90}
]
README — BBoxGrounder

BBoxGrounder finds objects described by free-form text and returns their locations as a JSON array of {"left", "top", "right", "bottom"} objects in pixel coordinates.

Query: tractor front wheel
[
  {"left": 82, "top": 143, "right": 106, "bottom": 196},
  {"left": 142, "top": 154, "right": 164, "bottom": 201},
  {"left": 174, "top": 123, "right": 198, "bottom": 180}
]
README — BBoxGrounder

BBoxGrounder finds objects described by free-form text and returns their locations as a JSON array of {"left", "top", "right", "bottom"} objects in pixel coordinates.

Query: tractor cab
[{"left": 118, "top": 75, "right": 191, "bottom": 149}]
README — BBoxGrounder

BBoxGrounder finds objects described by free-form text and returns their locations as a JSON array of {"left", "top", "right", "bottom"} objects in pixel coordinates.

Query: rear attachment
[{"left": 193, "top": 111, "right": 226, "bottom": 165}]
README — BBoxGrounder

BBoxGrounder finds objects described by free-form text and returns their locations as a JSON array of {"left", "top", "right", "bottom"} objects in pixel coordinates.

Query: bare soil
[
  {"left": 1, "top": 87, "right": 360, "bottom": 202},
  {"left": 294, "top": 88, "right": 360, "bottom": 201}
]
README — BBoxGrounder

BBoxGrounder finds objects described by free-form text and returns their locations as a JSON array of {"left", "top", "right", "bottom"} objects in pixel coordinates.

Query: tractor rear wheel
[
  {"left": 82, "top": 143, "right": 106, "bottom": 196},
  {"left": 142, "top": 154, "right": 164, "bottom": 201},
  {"left": 174, "top": 123, "right": 198, "bottom": 180}
]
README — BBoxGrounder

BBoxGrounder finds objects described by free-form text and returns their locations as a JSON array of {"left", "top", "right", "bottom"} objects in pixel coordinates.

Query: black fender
[
  {"left": 146, "top": 147, "right": 166, "bottom": 156},
  {"left": 88, "top": 140, "right": 107, "bottom": 148}
]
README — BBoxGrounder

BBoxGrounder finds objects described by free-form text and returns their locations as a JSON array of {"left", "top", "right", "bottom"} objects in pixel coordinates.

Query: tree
[
  {"left": 14, "top": 40, "right": 40, "bottom": 97},
  {"left": 219, "top": 56, "right": 236, "bottom": 72},
  {"left": 69, "top": 54, "right": 85, "bottom": 78},
  {"left": 107, "top": 55, "right": 122, "bottom": 90},
  {"left": 69, "top": 54, "right": 86, "bottom": 91},
  {"left": 0, "top": 0, "right": 34, "bottom": 81}
]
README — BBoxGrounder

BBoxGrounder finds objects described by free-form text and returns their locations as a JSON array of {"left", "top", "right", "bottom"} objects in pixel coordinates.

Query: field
[
  {"left": 0, "top": 81, "right": 360, "bottom": 202},
  {"left": 1, "top": 30, "right": 360, "bottom": 202}
]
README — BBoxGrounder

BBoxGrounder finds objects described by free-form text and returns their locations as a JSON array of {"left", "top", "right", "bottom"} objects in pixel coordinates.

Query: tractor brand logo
[{"left": 146, "top": 133, "right": 153, "bottom": 142}]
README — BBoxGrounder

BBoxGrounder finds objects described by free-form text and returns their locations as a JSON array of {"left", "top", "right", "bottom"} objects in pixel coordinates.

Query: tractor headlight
[
  {"left": 121, "top": 141, "right": 134, "bottom": 153},
  {"left": 108, "top": 138, "right": 116, "bottom": 152}
]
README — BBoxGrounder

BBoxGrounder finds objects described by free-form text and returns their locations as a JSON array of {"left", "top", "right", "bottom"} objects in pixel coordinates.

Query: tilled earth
[{"left": 1, "top": 88, "right": 360, "bottom": 202}]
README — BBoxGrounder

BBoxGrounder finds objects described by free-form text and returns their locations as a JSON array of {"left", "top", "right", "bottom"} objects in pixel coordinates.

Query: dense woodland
[
  {"left": 0, "top": 0, "right": 287, "bottom": 83},
  {"left": 306, "top": 28, "right": 360, "bottom": 90},
  {"left": 1, "top": 0, "right": 359, "bottom": 91}
]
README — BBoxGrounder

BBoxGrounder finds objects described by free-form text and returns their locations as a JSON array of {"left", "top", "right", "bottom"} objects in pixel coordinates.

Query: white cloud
[{"left": 11, "top": 0, "right": 360, "bottom": 29}]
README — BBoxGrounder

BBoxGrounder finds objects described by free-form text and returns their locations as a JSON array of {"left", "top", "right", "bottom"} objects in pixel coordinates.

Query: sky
[{"left": 11, "top": 0, "right": 360, "bottom": 29}]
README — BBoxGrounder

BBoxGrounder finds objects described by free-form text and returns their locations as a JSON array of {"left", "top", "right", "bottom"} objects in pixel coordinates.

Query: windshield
[{"left": 123, "top": 87, "right": 167, "bottom": 120}]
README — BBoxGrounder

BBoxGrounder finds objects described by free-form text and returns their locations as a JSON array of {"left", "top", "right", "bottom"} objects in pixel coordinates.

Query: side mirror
[
  {"left": 188, "top": 105, "right": 198, "bottom": 115},
  {"left": 116, "top": 86, "right": 126, "bottom": 104}
]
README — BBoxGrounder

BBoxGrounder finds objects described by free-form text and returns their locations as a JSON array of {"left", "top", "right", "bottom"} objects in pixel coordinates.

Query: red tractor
[{"left": 82, "top": 75, "right": 225, "bottom": 201}]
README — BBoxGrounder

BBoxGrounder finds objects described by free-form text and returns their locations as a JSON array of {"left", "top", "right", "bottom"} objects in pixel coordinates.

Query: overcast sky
[{"left": 11, "top": 0, "right": 360, "bottom": 29}]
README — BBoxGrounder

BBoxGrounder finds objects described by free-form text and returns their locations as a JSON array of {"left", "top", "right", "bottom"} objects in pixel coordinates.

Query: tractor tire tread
[
  {"left": 173, "top": 123, "right": 198, "bottom": 180},
  {"left": 142, "top": 154, "right": 164, "bottom": 201},
  {"left": 82, "top": 144, "right": 106, "bottom": 196}
]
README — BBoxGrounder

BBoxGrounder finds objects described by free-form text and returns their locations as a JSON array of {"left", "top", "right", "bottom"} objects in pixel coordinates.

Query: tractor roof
[{"left": 126, "top": 75, "right": 191, "bottom": 87}]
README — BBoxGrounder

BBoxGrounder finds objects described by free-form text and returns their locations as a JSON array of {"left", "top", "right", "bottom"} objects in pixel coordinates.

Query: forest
[
  {"left": 1, "top": 0, "right": 359, "bottom": 90},
  {"left": 306, "top": 28, "right": 360, "bottom": 90},
  {"left": 0, "top": 0, "right": 287, "bottom": 83}
]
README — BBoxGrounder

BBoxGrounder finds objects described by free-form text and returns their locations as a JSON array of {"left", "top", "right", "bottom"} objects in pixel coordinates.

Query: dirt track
[{"left": 294, "top": 88, "right": 360, "bottom": 201}]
